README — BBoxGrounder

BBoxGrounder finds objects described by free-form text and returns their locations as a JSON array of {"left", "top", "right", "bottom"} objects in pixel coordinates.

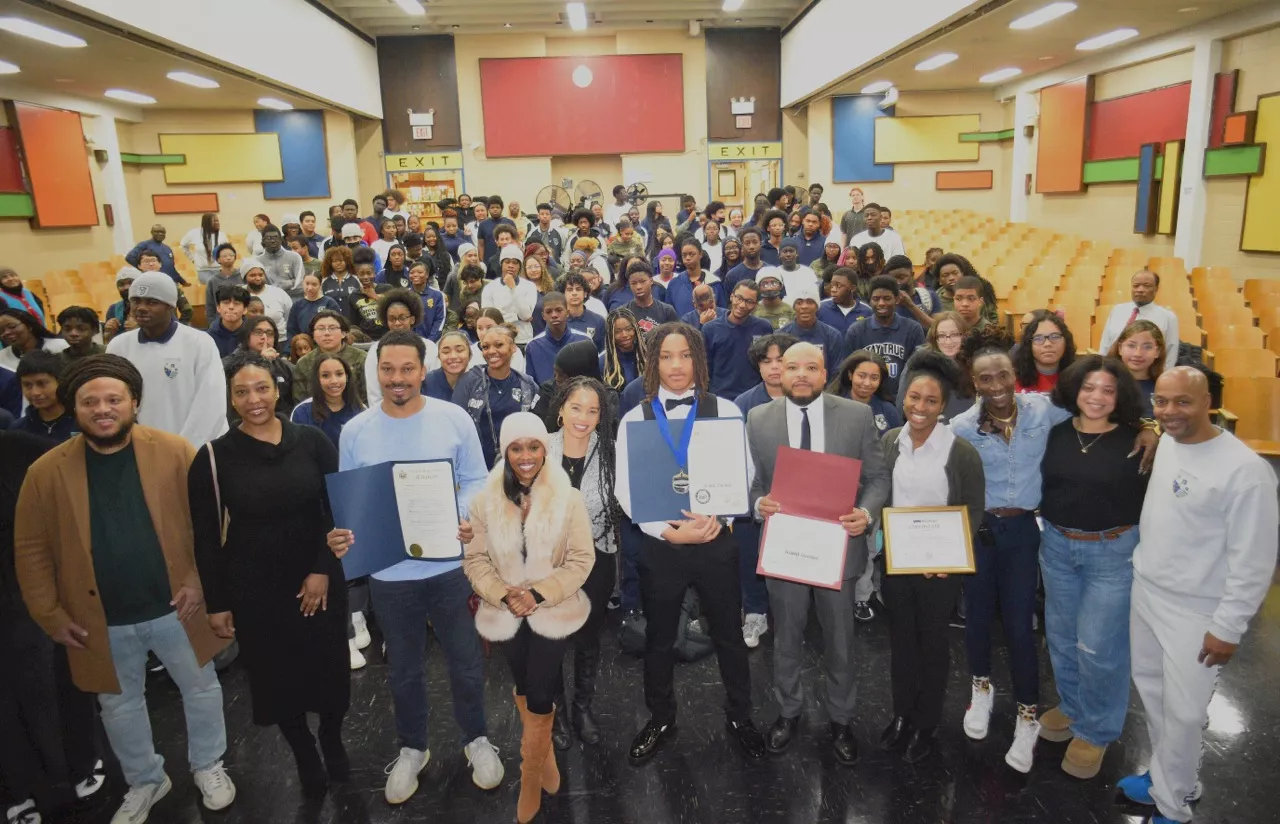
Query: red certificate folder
[{"left": 757, "top": 447, "right": 862, "bottom": 590}]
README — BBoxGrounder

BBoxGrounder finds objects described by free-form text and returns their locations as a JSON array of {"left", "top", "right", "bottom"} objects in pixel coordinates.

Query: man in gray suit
[{"left": 747, "top": 342, "right": 890, "bottom": 765}]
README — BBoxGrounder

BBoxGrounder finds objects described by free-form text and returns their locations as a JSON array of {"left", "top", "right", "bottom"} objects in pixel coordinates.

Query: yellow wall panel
[
  {"left": 1241, "top": 93, "right": 1280, "bottom": 253},
  {"left": 1157, "top": 140, "right": 1182, "bottom": 235},
  {"left": 874, "top": 114, "right": 981, "bottom": 164},
  {"left": 159, "top": 133, "right": 283, "bottom": 184}
]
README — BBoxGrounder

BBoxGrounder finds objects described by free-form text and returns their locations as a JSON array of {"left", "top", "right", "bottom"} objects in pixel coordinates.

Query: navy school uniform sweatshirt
[
  {"left": 662, "top": 273, "right": 727, "bottom": 318},
  {"left": 779, "top": 319, "right": 845, "bottom": 375},
  {"left": 703, "top": 314, "right": 774, "bottom": 399},
  {"left": 524, "top": 326, "right": 594, "bottom": 385},
  {"left": 817, "top": 298, "right": 873, "bottom": 336},
  {"left": 842, "top": 313, "right": 925, "bottom": 395}
]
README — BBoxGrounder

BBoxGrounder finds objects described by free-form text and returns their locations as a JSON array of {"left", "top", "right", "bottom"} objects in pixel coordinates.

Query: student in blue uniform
[
  {"left": 826, "top": 349, "right": 904, "bottom": 437},
  {"left": 843, "top": 275, "right": 925, "bottom": 396},
  {"left": 562, "top": 273, "right": 608, "bottom": 351},
  {"left": 9, "top": 350, "right": 79, "bottom": 442},
  {"left": 885, "top": 255, "right": 939, "bottom": 329},
  {"left": 290, "top": 353, "right": 365, "bottom": 448},
  {"left": 702, "top": 280, "right": 774, "bottom": 399},
  {"left": 524, "top": 293, "right": 594, "bottom": 385},
  {"left": 424, "top": 330, "right": 473, "bottom": 401},
  {"left": 817, "top": 268, "right": 873, "bottom": 335},
  {"left": 779, "top": 283, "right": 844, "bottom": 376},
  {"left": 663, "top": 238, "right": 726, "bottom": 318}
]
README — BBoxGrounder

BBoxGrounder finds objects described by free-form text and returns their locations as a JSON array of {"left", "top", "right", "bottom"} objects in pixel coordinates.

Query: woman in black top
[
  {"left": 1037, "top": 355, "right": 1150, "bottom": 780},
  {"left": 189, "top": 351, "right": 349, "bottom": 799}
]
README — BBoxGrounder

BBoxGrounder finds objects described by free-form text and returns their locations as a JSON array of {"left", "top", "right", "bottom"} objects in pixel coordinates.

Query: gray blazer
[{"left": 746, "top": 394, "right": 891, "bottom": 581}]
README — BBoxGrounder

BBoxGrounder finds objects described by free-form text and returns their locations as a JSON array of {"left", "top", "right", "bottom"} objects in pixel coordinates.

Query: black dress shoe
[
  {"left": 902, "top": 728, "right": 936, "bottom": 764},
  {"left": 728, "top": 719, "right": 766, "bottom": 761},
  {"left": 766, "top": 715, "right": 799, "bottom": 754},
  {"left": 879, "top": 716, "right": 912, "bottom": 751},
  {"left": 629, "top": 719, "right": 677, "bottom": 764},
  {"left": 830, "top": 723, "right": 859, "bottom": 766}
]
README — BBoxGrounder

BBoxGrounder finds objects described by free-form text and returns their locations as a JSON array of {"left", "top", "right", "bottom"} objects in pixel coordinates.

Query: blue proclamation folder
[
  {"left": 326, "top": 459, "right": 461, "bottom": 579},
  {"left": 626, "top": 417, "right": 748, "bottom": 522}
]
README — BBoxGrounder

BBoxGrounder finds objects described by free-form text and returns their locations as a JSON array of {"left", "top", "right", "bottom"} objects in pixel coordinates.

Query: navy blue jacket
[
  {"left": 567, "top": 309, "right": 607, "bottom": 352},
  {"left": 524, "top": 326, "right": 594, "bottom": 385},
  {"left": 817, "top": 299, "right": 873, "bottom": 336},
  {"left": 725, "top": 261, "right": 767, "bottom": 292},
  {"left": 780, "top": 319, "right": 845, "bottom": 375},
  {"left": 733, "top": 382, "right": 777, "bottom": 415},
  {"left": 842, "top": 314, "right": 925, "bottom": 395},
  {"left": 9, "top": 408, "right": 79, "bottom": 442},
  {"left": 681, "top": 307, "right": 727, "bottom": 329},
  {"left": 663, "top": 273, "right": 727, "bottom": 318},
  {"left": 619, "top": 377, "right": 646, "bottom": 417},
  {"left": 126, "top": 239, "right": 183, "bottom": 283},
  {"left": 412, "top": 287, "right": 447, "bottom": 341},
  {"left": 703, "top": 314, "right": 773, "bottom": 398},
  {"left": 760, "top": 243, "right": 781, "bottom": 266},
  {"left": 207, "top": 318, "right": 243, "bottom": 358},
  {"left": 794, "top": 233, "right": 825, "bottom": 266}
]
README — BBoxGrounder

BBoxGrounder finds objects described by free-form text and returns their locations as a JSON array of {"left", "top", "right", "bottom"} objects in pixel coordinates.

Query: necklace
[
  {"left": 1075, "top": 428, "right": 1106, "bottom": 453},
  {"left": 987, "top": 408, "right": 1017, "bottom": 440}
]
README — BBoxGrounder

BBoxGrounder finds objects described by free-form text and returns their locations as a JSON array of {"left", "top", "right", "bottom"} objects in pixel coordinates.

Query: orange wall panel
[
  {"left": 936, "top": 170, "right": 994, "bottom": 190},
  {"left": 1036, "top": 77, "right": 1092, "bottom": 194},
  {"left": 8, "top": 102, "right": 98, "bottom": 228},
  {"left": 152, "top": 192, "right": 220, "bottom": 214}
]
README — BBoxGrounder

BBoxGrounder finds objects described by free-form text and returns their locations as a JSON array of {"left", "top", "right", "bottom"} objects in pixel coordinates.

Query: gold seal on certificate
[{"left": 883, "top": 506, "right": 976, "bottom": 575}]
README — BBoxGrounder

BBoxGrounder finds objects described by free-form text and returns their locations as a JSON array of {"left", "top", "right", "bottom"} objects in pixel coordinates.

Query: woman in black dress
[{"left": 188, "top": 351, "right": 350, "bottom": 799}]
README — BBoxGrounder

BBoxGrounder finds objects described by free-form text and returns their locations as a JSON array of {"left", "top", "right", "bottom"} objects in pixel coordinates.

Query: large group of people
[{"left": 0, "top": 183, "right": 1275, "bottom": 824}]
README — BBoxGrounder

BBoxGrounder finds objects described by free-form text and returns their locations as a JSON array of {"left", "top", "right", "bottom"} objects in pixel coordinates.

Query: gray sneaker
[{"left": 110, "top": 775, "right": 171, "bottom": 824}]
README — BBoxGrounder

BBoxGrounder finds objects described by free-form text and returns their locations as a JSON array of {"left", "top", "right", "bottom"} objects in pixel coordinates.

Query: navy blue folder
[
  {"left": 326, "top": 459, "right": 461, "bottom": 579},
  {"left": 626, "top": 417, "right": 748, "bottom": 522}
]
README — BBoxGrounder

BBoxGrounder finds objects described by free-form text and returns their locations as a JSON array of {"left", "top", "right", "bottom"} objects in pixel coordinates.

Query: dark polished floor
[{"left": 61, "top": 575, "right": 1280, "bottom": 824}]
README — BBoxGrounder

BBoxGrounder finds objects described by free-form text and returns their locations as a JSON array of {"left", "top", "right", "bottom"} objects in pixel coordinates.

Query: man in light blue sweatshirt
[
  {"left": 327, "top": 331, "right": 504, "bottom": 805},
  {"left": 1118, "top": 367, "right": 1278, "bottom": 824}
]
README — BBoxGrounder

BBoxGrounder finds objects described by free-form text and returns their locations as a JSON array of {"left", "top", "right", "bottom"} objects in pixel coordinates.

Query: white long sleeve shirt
[
  {"left": 1133, "top": 430, "right": 1279, "bottom": 643},
  {"left": 480, "top": 278, "right": 538, "bottom": 344},
  {"left": 1097, "top": 301, "right": 1180, "bottom": 370},
  {"left": 614, "top": 386, "right": 750, "bottom": 540},
  {"left": 249, "top": 283, "right": 294, "bottom": 331},
  {"left": 180, "top": 228, "right": 229, "bottom": 270},
  {"left": 106, "top": 322, "right": 229, "bottom": 446},
  {"left": 850, "top": 228, "right": 906, "bottom": 260}
]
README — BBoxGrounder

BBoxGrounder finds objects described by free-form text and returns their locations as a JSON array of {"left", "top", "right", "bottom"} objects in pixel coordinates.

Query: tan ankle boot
[
  {"left": 513, "top": 693, "right": 560, "bottom": 793},
  {"left": 517, "top": 702, "right": 554, "bottom": 823}
]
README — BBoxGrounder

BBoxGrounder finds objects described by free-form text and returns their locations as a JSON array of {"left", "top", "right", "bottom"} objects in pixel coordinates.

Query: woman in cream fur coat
[{"left": 462, "top": 411, "right": 595, "bottom": 823}]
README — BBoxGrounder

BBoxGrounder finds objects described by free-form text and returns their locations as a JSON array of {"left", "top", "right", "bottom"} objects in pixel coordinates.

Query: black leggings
[
  {"left": 505, "top": 622, "right": 570, "bottom": 715},
  {"left": 576, "top": 549, "right": 617, "bottom": 649},
  {"left": 277, "top": 710, "right": 346, "bottom": 759}
]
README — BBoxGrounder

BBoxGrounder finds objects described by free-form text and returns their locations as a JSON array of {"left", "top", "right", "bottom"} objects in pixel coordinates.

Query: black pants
[
  {"left": 638, "top": 531, "right": 751, "bottom": 725},
  {"left": 881, "top": 573, "right": 962, "bottom": 731},
  {"left": 0, "top": 611, "right": 99, "bottom": 808},
  {"left": 506, "top": 622, "right": 571, "bottom": 715},
  {"left": 560, "top": 549, "right": 617, "bottom": 700}
]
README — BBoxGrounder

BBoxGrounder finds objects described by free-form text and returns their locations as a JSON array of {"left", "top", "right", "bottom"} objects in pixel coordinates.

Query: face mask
[{"left": 760, "top": 289, "right": 782, "bottom": 301}]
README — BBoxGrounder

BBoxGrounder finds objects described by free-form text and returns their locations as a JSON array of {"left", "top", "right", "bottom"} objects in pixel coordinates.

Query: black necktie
[
  {"left": 799, "top": 407, "right": 812, "bottom": 451},
  {"left": 665, "top": 396, "right": 696, "bottom": 411}
]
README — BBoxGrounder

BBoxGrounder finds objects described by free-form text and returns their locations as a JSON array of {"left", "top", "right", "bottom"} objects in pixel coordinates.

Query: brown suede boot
[
  {"left": 517, "top": 705, "right": 555, "bottom": 824},
  {"left": 513, "top": 693, "right": 560, "bottom": 793}
]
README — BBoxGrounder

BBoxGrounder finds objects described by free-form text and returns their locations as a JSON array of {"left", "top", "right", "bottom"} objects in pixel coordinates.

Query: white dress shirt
[
  {"left": 891, "top": 423, "right": 954, "bottom": 508},
  {"left": 615, "top": 386, "right": 748, "bottom": 540},
  {"left": 784, "top": 396, "right": 826, "bottom": 453},
  {"left": 1097, "top": 301, "right": 1179, "bottom": 370}
]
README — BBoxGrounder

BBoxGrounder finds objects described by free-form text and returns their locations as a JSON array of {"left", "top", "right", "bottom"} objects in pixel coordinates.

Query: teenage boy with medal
[{"left": 615, "top": 322, "right": 767, "bottom": 765}]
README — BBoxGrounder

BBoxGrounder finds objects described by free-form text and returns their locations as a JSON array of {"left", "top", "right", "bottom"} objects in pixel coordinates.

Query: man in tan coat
[{"left": 15, "top": 355, "right": 236, "bottom": 824}]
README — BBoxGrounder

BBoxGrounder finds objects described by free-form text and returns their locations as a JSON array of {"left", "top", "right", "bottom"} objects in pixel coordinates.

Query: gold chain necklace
[{"left": 987, "top": 408, "right": 1017, "bottom": 440}]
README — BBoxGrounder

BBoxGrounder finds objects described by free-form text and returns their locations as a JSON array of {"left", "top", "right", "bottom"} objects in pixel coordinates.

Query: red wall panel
[
  {"left": 1086, "top": 83, "right": 1190, "bottom": 161},
  {"left": 1208, "top": 70, "right": 1238, "bottom": 149},
  {"left": 9, "top": 102, "right": 98, "bottom": 228},
  {"left": 479, "top": 55, "right": 684, "bottom": 157},
  {"left": 0, "top": 128, "right": 24, "bottom": 193}
]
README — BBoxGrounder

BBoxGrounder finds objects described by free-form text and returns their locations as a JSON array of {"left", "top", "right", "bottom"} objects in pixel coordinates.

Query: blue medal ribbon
[{"left": 651, "top": 396, "right": 698, "bottom": 475}]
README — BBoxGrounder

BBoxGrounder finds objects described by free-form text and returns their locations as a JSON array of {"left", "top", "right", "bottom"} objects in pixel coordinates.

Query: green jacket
[{"left": 293, "top": 344, "right": 367, "bottom": 405}]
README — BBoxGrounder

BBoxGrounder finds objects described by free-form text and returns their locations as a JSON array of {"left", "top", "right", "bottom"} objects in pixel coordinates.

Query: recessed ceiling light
[
  {"left": 452, "top": 24, "right": 460, "bottom": 29},
  {"left": 0, "top": 17, "right": 86, "bottom": 48},
  {"left": 167, "top": 71, "right": 219, "bottom": 89},
  {"left": 104, "top": 89, "right": 156, "bottom": 104},
  {"left": 735, "top": 18, "right": 742, "bottom": 23},
  {"left": 723, "top": 0, "right": 745, "bottom": 11},
  {"left": 1178, "top": 6, "right": 1199, "bottom": 11},
  {"left": 1076, "top": 28, "right": 1139, "bottom": 51},
  {"left": 258, "top": 97, "right": 293, "bottom": 110},
  {"left": 1009, "top": 3, "right": 1076, "bottom": 30},
  {"left": 980, "top": 67, "right": 1022, "bottom": 83},
  {"left": 0, "top": 60, "right": 19, "bottom": 75},
  {"left": 861, "top": 80, "right": 893, "bottom": 94},
  {"left": 503, "top": 22, "right": 512, "bottom": 28},
  {"left": 411, "top": 25, "right": 420, "bottom": 30},
  {"left": 54, "top": 77, "right": 74, "bottom": 83},
  {"left": 915, "top": 53, "right": 958, "bottom": 71},
  {"left": 392, "top": 0, "right": 425, "bottom": 15},
  {"left": 567, "top": 2, "right": 587, "bottom": 31},
  {"left": 1039, "top": 55, "right": 1055, "bottom": 60}
]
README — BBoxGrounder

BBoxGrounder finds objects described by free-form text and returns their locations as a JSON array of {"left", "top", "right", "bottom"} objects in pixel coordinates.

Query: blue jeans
[
  {"left": 1040, "top": 522, "right": 1137, "bottom": 745},
  {"left": 964, "top": 512, "right": 1041, "bottom": 706},
  {"left": 98, "top": 612, "right": 226, "bottom": 788},
  {"left": 369, "top": 568, "right": 487, "bottom": 752},
  {"left": 619, "top": 520, "right": 643, "bottom": 613},
  {"left": 735, "top": 518, "right": 769, "bottom": 616}
]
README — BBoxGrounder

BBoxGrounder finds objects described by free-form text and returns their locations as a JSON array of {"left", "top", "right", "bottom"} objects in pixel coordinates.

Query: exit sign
[{"left": 412, "top": 125, "right": 432, "bottom": 140}]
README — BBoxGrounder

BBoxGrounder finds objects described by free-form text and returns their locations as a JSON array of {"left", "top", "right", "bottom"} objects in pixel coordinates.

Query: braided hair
[
  {"left": 641, "top": 322, "right": 709, "bottom": 400},
  {"left": 602, "top": 307, "right": 645, "bottom": 390},
  {"left": 547, "top": 376, "right": 621, "bottom": 551}
]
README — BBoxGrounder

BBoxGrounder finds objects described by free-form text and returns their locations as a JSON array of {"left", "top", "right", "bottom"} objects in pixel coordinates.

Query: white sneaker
[
  {"left": 193, "top": 761, "right": 235, "bottom": 810},
  {"left": 384, "top": 747, "right": 430, "bottom": 804},
  {"left": 464, "top": 736, "right": 504, "bottom": 790},
  {"left": 75, "top": 759, "right": 106, "bottom": 799},
  {"left": 963, "top": 683, "right": 994, "bottom": 740},
  {"left": 6, "top": 800, "right": 40, "bottom": 824},
  {"left": 352, "top": 610, "right": 372, "bottom": 650},
  {"left": 1005, "top": 716, "right": 1040, "bottom": 774},
  {"left": 742, "top": 613, "right": 768, "bottom": 649},
  {"left": 350, "top": 638, "right": 367, "bottom": 670},
  {"left": 110, "top": 775, "right": 171, "bottom": 824}
]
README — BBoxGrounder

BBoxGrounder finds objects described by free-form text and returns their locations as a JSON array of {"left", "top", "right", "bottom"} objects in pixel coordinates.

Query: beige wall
[
  {"left": 120, "top": 109, "right": 363, "bottom": 240},
  {"left": 781, "top": 106, "right": 809, "bottom": 187},
  {"left": 1093, "top": 51, "right": 1193, "bottom": 100},
  {"left": 354, "top": 116, "right": 387, "bottom": 207},
  {"left": 1202, "top": 24, "right": 1280, "bottom": 279},
  {"left": 453, "top": 30, "right": 707, "bottom": 216}
]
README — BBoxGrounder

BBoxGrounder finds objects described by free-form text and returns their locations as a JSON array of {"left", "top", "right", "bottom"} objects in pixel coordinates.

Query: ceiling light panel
[
  {"left": 0, "top": 17, "right": 86, "bottom": 48},
  {"left": 105, "top": 89, "right": 156, "bottom": 104},
  {"left": 167, "top": 71, "right": 219, "bottom": 89},
  {"left": 915, "top": 53, "right": 958, "bottom": 71},
  {"left": 1076, "top": 28, "right": 1139, "bottom": 51},
  {"left": 1009, "top": 3, "right": 1077, "bottom": 31}
]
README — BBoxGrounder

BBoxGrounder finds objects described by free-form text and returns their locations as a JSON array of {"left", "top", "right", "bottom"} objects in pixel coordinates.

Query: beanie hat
[
  {"left": 780, "top": 236, "right": 800, "bottom": 251},
  {"left": 789, "top": 282, "right": 821, "bottom": 304},
  {"left": 239, "top": 258, "right": 265, "bottom": 277},
  {"left": 116, "top": 265, "right": 141, "bottom": 285},
  {"left": 500, "top": 244, "right": 524, "bottom": 262},
  {"left": 656, "top": 248, "right": 677, "bottom": 264},
  {"left": 757, "top": 267, "right": 784, "bottom": 289},
  {"left": 281, "top": 213, "right": 300, "bottom": 226},
  {"left": 825, "top": 229, "right": 845, "bottom": 248},
  {"left": 554, "top": 339, "right": 602, "bottom": 381},
  {"left": 499, "top": 411, "right": 550, "bottom": 455},
  {"left": 341, "top": 223, "right": 363, "bottom": 240},
  {"left": 457, "top": 242, "right": 477, "bottom": 259},
  {"left": 128, "top": 271, "right": 179, "bottom": 307}
]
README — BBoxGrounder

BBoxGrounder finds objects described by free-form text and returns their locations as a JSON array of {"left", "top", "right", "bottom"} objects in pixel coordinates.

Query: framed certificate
[{"left": 883, "top": 506, "right": 975, "bottom": 575}]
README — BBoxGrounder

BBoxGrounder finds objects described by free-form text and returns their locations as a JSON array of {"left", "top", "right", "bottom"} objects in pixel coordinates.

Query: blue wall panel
[
  {"left": 254, "top": 110, "right": 331, "bottom": 200},
  {"left": 1133, "top": 142, "right": 1158, "bottom": 235},
  {"left": 833, "top": 96, "right": 894, "bottom": 183}
]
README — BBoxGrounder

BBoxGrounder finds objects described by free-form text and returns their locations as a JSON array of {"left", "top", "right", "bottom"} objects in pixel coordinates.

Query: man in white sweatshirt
[
  {"left": 105, "top": 272, "right": 228, "bottom": 447},
  {"left": 1119, "top": 366, "right": 1278, "bottom": 824}
]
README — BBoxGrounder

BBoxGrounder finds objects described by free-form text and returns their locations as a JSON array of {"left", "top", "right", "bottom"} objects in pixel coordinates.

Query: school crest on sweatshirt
[{"left": 163, "top": 360, "right": 180, "bottom": 378}]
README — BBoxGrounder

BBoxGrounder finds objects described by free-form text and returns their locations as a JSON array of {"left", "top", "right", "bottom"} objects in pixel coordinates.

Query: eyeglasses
[
  {"left": 1121, "top": 340, "right": 1158, "bottom": 353},
  {"left": 731, "top": 294, "right": 758, "bottom": 307},
  {"left": 313, "top": 324, "right": 342, "bottom": 334},
  {"left": 936, "top": 332, "right": 964, "bottom": 342},
  {"left": 1031, "top": 333, "right": 1064, "bottom": 345}
]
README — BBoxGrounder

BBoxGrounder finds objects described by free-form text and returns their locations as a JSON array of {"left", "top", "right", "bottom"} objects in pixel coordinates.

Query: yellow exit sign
[
  {"left": 385, "top": 152, "right": 464, "bottom": 171},
  {"left": 708, "top": 142, "right": 783, "bottom": 160}
]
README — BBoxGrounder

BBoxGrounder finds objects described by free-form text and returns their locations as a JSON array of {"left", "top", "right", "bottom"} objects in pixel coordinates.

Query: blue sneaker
[
  {"left": 1151, "top": 818, "right": 1179, "bottom": 824},
  {"left": 1117, "top": 772, "right": 1154, "bottom": 805}
]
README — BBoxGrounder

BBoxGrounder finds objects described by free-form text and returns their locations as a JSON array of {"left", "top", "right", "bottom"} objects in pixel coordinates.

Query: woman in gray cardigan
[{"left": 877, "top": 350, "right": 985, "bottom": 765}]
